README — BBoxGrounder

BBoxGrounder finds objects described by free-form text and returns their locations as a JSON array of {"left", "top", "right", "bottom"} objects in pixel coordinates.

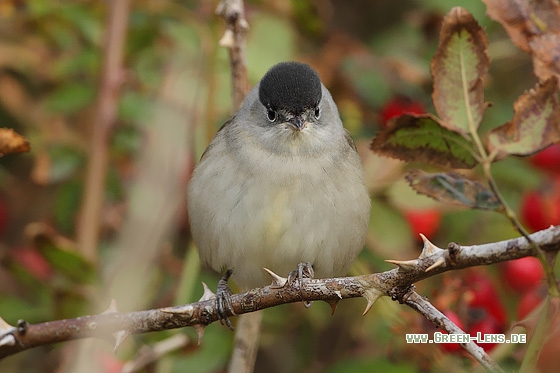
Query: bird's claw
[
  {"left": 216, "top": 269, "right": 236, "bottom": 330},
  {"left": 287, "top": 262, "right": 314, "bottom": 307}
]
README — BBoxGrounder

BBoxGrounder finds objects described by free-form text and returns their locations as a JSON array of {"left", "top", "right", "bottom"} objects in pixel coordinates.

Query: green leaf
[
  {"left": 106, "top": 166, "right": 124, "bottom": 202},
  {"left": 52, "top": 48, "right": 100, "bottom": 79},
  {"left": 486, "top": 77, "right": 560, "bottom": 159},
  {"left": 59, "top": 5, "right": 102, "bottom": 45},
  {"left": 370, "top": 114, "right": 478, "bottom": 169},
  {"left": 172, "top": 325, "right": 231, "bottom": 373},
  {"left": 118, "top": 91, "right": 151, "bottom": 122},
  {"left": 112, "top": 125, "right": 142, "bottom": 154},
  {"left": 431, "top": 7, "right": 489, "bottom": 135},
  {"left": 162, "top": 20, "right": 200, "bottom": 53},
  {"left": 127, "top": 10, "right": 160, "bottom": 57},
  {"left": 46, "top": 83, "right": 96, "bottom": 114},
  {"left": 0, "top": 296, "right": 50, "bottom": 324},
  {"left": 342, "top": 58, "right": 391, "bottom": 108},
  {"left": 41, "top": 245, "right": 96, "bottom": 284},
  {"left": 46, "top": 145, "right": 84, "bottom": 183},
  {"left": 54, "top": 180, "right": 82, "bottom": 234},
  {"left": 406, "top": 169, "right": 503, "bottom": 211},
  {"left": 367, "top": 198, "right": 413, "bottom": 257},
  {"left": 326, "top": 357, "right": 416, "bottom": 373},
  {"left": 246, "top": 15, "right": 295, "bottom": 81}
]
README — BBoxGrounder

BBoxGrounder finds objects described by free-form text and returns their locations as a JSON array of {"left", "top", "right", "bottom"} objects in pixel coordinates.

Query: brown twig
[
  {"left": 1, "top": 226, "right": 559, "bottom": 360},
  {"left": 121, "top": 334, "right": 190, "bottom": 373},
  {"left": 76, "top": 0, "right": 131, "bottom": 262},
  {"left": 216, "top": 0, "right": 250, "bottom": 109},
  {"left": 401, "top": 290, "right": 504, "bottom": 373},
  {"left": 215, "top": 1, "right": 254, "bottom": 371}
]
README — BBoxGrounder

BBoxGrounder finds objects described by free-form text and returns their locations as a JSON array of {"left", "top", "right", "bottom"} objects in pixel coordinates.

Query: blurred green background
[{"left": 0, "top": 0, "right": 555, "bottom": 372}]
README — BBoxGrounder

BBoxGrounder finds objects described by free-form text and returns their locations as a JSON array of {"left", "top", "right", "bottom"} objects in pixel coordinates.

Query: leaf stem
[
  {"left": 519, "top": 296, "right": 554, "bottom": 373},
  {"left": 481, "top": 154, "right": 558, "bottom": 296},
  {"left": 461, "top": 43, "right": 558, "bottom": 297},
  {"left": 460, "top": 45, "right": 486, "bottom": 159},
  {"left": 469, "top": 105, "right": 558, "bottom": 373}
]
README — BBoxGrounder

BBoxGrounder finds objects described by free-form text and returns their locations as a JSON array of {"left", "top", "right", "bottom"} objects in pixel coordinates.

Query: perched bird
[{"left": 188, "top": 61, "right": 370, "bottom": 297}]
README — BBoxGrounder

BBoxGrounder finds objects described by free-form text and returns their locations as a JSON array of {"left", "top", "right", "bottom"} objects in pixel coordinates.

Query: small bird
[{"left": 188, "top": 61, "right": 370, "bottom": 298}]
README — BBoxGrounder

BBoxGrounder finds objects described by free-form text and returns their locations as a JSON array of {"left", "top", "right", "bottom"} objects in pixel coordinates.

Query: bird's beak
[{"left": 288, "top": 116, "right": 307, "bottom": 131}]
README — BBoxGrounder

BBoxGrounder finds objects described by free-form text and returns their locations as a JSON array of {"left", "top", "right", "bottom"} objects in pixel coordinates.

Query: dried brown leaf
[
  {"left": 0, "top": 127, "right": 30, "bottom": 156},
  {"left": 406, "top": 169, "right": 503, "bottom": 211},
  {"left": 483, "top": 0, "right": 560, "bottom": 82},
  {"left": 486, "top": 77, "right": 560, "bottom": 159},
  {"left": 483, "top": 0, "right": 560, "bottom": 50},
  {"left": 530, "top": 34, "right": 560, "bottom": 82}
]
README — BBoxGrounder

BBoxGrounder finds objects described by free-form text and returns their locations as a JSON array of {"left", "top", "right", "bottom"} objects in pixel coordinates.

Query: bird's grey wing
[
  {"left": 344, "top": 129, "right": 358, "bottom": 152},
  {"left": 199, "top": 115, "right": 236, "bottom": 161}
]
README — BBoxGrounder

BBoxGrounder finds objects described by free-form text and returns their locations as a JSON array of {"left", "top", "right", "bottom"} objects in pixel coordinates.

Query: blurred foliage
[{"left": 0, "top": 0, "right": 556, "bottom": 372}]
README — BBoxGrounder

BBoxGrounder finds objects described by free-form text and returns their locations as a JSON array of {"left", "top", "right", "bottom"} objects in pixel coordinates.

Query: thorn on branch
[
  {"left": 103, "top": 299, "right": 119, "bottom": 314},
  {"left": 193, "top": 324, "right": 206, "bottom": 345},
  {"left": 425, "top": 257, "right": 446, "bottom": 272},
  {"left": 113, "top": 330, "right": 128, "bottom": 351},
  {"left": 0, "top": 335, "right": 15, "bottom": 347},
  {"left": 362, "top": 287, "right": 384, "bottom": 315},
  {"left": 218, "top": 29, "right": 236, "bottom": 48},
  {"left": 385, "top": 259, "right": 419, "bottom": 271},
  {"left": 326, "top": 300, "right": 339, "bottom": 315},
  {"left": 386, "top": 236, "right": 446, "bottom": 272},
  {"left": 263, "top": 267, "right": 288, "bottom": 288},
  {"left": 419, "top": 234, "right": 444, "bottom": 258},
  {"left": 0, "top": 317, "right": 14, "bottom": 333},
  {"left": 199, "top": 282, "right": 216, "bottom": 302}
]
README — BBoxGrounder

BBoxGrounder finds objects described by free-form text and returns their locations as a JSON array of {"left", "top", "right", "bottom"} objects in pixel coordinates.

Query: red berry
[
  {"left": 520, "top": 180, "right": 560, "bottom": 232},
  {"left": 404, "top": 208, "right": 442, "bottom": 240},
  {"left": 379, "top": 96, "right": 425, "bottom": 126},
  {"left": 521, "top": 190, "right": 549, "bottom": 231},
  {"left": 469, "top": 318, "right": 502, "bottom": 352},
  {"left": 11, "top": 247, "right": 53, "bottom": 281},
  {"left": 465, "top": 273, "right": 507, "bottom": 327},
  {"left": 517, "top": 287, "right": 545, "bottom": 319},
  {"left": 529, "top": 144, "right": 560, "bottom": 174},
  {"left": 0, "top": 196, "right": 8, "bottom": 236},
  {"left": 96, "top": 351, "right": 124, "bottom": 373},
  {"left": 502, "top": 257, "right": 544, "bottom": 293},
  {"left": 440, "top": 310, "right": 465, "bottom": 352}
]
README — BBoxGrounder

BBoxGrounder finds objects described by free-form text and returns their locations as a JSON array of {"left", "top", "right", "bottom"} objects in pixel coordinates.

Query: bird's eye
[
  {"left": 314, "top": 106, "right": 321, "bottom": 119},
  {"left": 267, "top": 108, "right": 277, "bottom": 122}
]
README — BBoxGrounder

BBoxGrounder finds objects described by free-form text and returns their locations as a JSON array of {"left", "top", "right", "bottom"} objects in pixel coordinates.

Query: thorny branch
[{"left": 1, "top": 226, "right": 559, "bottom": 364}]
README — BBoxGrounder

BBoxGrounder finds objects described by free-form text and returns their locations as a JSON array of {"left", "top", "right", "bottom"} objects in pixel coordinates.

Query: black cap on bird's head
[{"left": 258, "top": 62, "right": 322, "bottom": 115}]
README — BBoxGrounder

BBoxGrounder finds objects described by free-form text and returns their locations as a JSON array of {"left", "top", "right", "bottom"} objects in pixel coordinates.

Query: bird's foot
[
  {"left": 287, "top": 262, "right": 314, "bottom": 308},
  {"left": 216, "top": 269, "right": 236, "bottom": 330}
]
